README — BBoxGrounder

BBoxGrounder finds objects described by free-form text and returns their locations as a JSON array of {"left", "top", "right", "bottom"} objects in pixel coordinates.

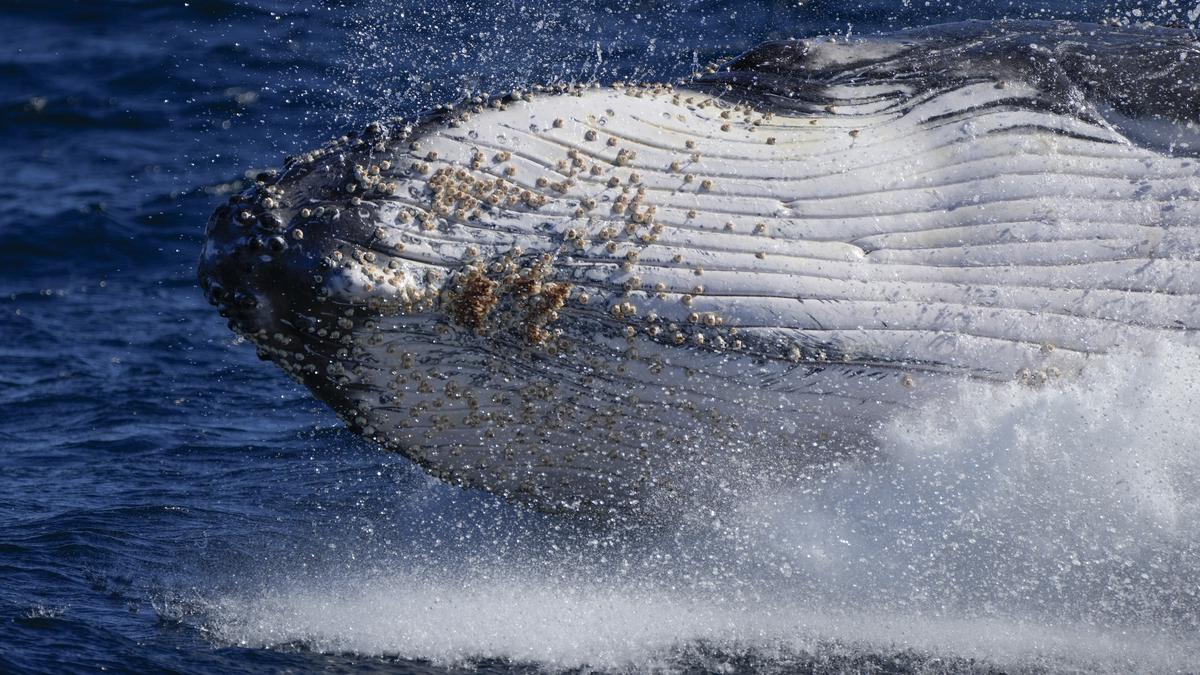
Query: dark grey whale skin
[{"left": 698, "top": 20, "right": 1200, "bottom": 148}]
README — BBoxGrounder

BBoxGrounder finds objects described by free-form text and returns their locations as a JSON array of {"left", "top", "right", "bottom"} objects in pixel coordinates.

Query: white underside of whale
[{"left": 299, "top": 80, "right": 1200, "bottom": 513}]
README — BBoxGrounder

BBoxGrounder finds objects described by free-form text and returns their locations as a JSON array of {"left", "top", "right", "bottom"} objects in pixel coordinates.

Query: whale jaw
[{"left": 197, "top": 87, "right": 907, "bottom": 515}]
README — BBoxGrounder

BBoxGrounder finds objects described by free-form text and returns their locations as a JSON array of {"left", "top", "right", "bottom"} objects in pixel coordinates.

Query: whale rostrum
[{"left": 199, "top": 21, "right": 1200, "bottom": 516}]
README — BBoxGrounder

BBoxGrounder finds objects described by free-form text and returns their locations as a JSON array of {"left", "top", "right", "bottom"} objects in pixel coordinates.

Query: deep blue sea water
[{"left": 4, "top": 1, "right": 1200, "bottom": 673}]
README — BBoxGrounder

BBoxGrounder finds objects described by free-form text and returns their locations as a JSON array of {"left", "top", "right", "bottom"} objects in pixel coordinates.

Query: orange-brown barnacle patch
[
  {"left": 523, "top": 281, "right": 573, "bottom": 345},
  {"left": 448, "top": 267, "right": 500, "bottom": 333}
]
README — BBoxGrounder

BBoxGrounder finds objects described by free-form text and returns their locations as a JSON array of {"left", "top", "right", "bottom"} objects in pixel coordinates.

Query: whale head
[
  {"left": 199, "top": 22, "right": 1200, "bottom": 515},
  {"left": 196, "top": 90, "right": 856, "bottom": 517},
  {"left": 198, "top": 121, "right": 464, "bottom": 411}
]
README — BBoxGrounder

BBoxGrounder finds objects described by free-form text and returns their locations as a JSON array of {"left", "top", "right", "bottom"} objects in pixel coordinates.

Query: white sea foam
[
  {"left": 191, "top": 341, "right": 1200, "bottom": 672},
  {"left": 197, "top": 576, "right": 1197, "bottom": 672}
]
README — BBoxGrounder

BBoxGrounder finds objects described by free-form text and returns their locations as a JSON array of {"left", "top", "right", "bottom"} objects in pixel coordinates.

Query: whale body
[{"left": 199, "top": 21, "right": 1200, "bottom": 515}]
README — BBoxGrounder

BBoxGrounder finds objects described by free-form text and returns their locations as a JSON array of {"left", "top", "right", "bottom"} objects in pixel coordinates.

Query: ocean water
[{"left": 3, "top": 1, "right": 1200, "bottom": 673}]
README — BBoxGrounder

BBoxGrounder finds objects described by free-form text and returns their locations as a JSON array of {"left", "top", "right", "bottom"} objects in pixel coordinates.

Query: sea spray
[{"left": 177, "top": 342, "right": 1200, "bottom": 672}]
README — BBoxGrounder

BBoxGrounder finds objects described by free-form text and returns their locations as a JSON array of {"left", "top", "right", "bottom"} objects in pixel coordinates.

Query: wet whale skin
[{"left": 199, "top": 20, "right": 1200, "bottom": 515}]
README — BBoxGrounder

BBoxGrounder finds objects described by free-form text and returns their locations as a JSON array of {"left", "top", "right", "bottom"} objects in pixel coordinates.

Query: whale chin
[{"left": 200, "top": 20, "right": 1200, "bottom": 517}]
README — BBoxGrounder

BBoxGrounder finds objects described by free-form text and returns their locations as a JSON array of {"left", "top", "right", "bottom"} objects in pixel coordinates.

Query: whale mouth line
[{"left": 199, "top": 20, "right": 1200, "bottom": 515}]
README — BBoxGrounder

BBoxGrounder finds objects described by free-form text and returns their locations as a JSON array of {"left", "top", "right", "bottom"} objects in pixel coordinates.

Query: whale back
[{"left": 697, "top": 20, "right": 1200, "bottom": 154}]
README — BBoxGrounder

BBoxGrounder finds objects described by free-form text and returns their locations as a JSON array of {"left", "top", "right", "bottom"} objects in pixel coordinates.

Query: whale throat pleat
[{"left": 200, "top": 20, "right": 1200, "bottom": 513}]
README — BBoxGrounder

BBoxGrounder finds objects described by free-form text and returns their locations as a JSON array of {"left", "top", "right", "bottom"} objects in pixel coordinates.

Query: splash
[
  {"left": 740, "top": 340, "right": 1200, "bottom": 626},
  {"left": 182, "top": 576, "right": 1196, "bottom": 672},
  {"left": 168, "top": 341, "right": 1200, "bottom": 671}
]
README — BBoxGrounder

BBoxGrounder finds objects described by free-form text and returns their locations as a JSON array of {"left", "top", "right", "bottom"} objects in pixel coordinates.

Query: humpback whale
[{"left": 199, "top": 21, "right": 1200, "bottom": 516}]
